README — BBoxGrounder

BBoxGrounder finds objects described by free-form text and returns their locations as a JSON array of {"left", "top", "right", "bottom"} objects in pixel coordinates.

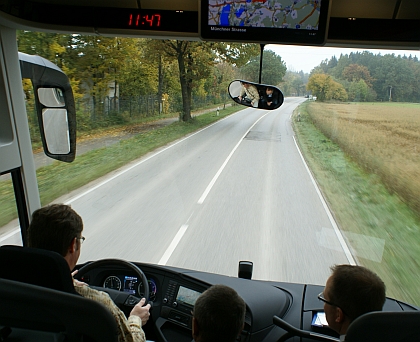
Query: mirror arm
[{"left": 258, "top": 44, "right": 265, "bottom": 84}]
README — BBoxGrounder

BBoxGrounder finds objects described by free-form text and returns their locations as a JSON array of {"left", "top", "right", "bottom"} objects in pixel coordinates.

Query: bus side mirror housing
[{"left": 19, "top": 52, "right": 76, "bottom": 162}]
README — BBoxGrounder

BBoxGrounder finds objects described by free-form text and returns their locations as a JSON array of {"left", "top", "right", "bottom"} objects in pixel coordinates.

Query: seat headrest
[
  {"left": 0, "top": 245, "right": 77, "bottom": 294},
  {"left": 345, "top": 311, "right": 420, "bottom": 342},
  {"left": 0, "top": 278, "right": 118, "bottom": 342}
]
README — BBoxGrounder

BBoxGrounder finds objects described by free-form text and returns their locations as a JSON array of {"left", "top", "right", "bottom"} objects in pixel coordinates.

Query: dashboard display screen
[
  {"left": 176, "top": 286, "right": 202, "bottom": 307},
  {"left": 200, "top": 0, "right": 330, "bottom": 45},
  {"left": 124, "top": 276, "right": 138, "bottom": 294}
]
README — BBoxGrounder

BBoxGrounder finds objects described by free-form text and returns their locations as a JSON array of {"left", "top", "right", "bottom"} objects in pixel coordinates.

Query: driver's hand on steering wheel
[{"left": 130, "top": 298, "right": 151, "bottom": 326}]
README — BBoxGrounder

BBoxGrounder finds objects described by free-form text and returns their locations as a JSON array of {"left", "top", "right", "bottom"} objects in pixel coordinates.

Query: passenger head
[
  {"left": 322, "top": 264, "right": 385, "bottom": 335},
  {"left": 266, "top": 87, "right": 273, "bottom": 94},
  {"left": 192, "top": 284, "right": 246, "bottom": 342},
  {"left": 28, "top": 204, "right": 84, "bottom": 270}
]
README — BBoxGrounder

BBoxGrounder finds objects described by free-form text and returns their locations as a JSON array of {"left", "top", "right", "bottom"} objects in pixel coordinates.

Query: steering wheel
[{"left": 75, "top": 259, "right": 150, "bottom": 309}]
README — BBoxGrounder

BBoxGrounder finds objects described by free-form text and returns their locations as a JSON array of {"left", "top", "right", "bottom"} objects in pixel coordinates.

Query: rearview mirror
[{"left": 228, "top": 80, "right": 284, "bottom": 110}]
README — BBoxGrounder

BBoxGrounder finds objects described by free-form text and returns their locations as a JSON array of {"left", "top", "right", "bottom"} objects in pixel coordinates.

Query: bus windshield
[{"left": 1, "top": 32, "right": 419, "bottom": 308}]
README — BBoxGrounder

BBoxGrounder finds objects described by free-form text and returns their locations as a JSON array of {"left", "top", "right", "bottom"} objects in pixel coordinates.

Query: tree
[
  {"left": 150, "top": 41, "right": 215, "bottom": 121},
  {"left": 281, "top": 70, "right": 308, "bottom": 96},
  {"left": 306, "top": 73, "right": 331, "bottom": 101},
  {"left": 119, "top": 39, "right": 158, "bottom": 98},
  {"left": 149, "top": 41, "right": 260, "bottom": 121},
  {"left": 327, "top": 80, "right": 348, "bottom": 102},
  {"left": 348, "top": 79, "right": 369, "bottom": 101},
  {"left": 241, "top": 50, "right": 287, "bottom": 85},
  {"left": 209, "top": 62, "right": 239, "bottom": 108},
  {"left": 342, "top": 64, "right": 374, "bottom": 87},
  {"left": 142, "top": 39, "right": 179, "bottom": 114},
  {"left": 17, "top": 31, "right": 67, "bottom": 65},
  {"left": 371, "top": 54, "right": 415, "bottom": 102},
  {"left": 213, "top": 42, "right": 260, "bottom": 67},
  {"left": 307, "top": 73, "right": 348, "bottom": 102}
]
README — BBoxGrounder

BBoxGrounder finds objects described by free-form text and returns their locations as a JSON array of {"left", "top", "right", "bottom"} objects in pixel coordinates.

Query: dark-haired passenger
[
  {"left": 192, "top": 284, "right": 246, "bottom": 342},
  {"left": 319, "top": 264, "right": 386, "bottom": 339},
  {"left": 259, "top": 87, "right": 279, "bottom": 109}
]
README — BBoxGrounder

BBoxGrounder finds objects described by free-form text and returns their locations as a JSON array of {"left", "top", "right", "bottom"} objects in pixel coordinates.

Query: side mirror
[
  {"left": 19, "top": 52, "right": 76, "bottom": 162},
  {"left": 228, "top": 80, "right": 284, "bottom": 110},
  {"left": 37, "top": 88, "right": 71, "bottom": 155}
]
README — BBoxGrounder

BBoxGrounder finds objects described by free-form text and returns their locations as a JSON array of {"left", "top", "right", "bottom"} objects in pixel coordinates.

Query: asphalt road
[
  {"left": 1, "top": 98, "right": 353, "bottom": 286},
  {"left": 69, "top": 97, "right": 351, "bottom": 286}
]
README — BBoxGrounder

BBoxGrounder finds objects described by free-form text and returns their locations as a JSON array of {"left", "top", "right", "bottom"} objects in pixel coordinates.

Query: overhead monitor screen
[{"left": 200, "top": 0, "right": 330, "bottom": 45}]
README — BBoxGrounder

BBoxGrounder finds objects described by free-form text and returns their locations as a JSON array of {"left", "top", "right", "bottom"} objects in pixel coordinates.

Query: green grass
[
  {"left": 293, "top": 101, "right": 420, "bottom": 306},
  {"left": 0, "top": 105, "right": 242, "bottom": 229}
]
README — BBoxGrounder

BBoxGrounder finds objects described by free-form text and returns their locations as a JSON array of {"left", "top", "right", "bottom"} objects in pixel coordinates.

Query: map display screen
[
  {"left": 176, "top": 286, "right": 202, "bottom": 307},
  {"left": 200, "top": 0, "right": 330, "bottom": 45}
]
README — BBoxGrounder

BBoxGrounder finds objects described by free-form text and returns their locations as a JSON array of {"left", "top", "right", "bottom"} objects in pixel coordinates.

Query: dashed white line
[
  {"left": 158, "top": 224, "right": 189, "bottom": 265},
  {"left": 198, "top": 112, "right": 270, "bottom": 204}
]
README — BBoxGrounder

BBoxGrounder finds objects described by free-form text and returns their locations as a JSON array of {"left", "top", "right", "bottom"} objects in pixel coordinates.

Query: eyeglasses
[
  {"left": 79, "top": 236, "right": 86, "bottom": 244},
  {"left": 318, "top": 292, "right": 337, "bottom": 307},
  {"left": 318, "top": 292, "right": 348, "bottom": 316}
]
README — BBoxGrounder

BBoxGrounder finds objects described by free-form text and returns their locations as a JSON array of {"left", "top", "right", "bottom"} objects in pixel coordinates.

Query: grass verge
[
  {"left": 0, "top": 105, "right": 242, "bottom": 229},
  {"left": 292, "top": 101, "right": 420, "bottom": 306}
]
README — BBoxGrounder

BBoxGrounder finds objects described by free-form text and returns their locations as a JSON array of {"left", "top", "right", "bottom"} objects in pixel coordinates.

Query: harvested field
[
  {"left": 306, "top": 102, "right": 420, "bottom": 214},
  {"left": 295, "top": 101, "right": 420, "bottom": 305}
]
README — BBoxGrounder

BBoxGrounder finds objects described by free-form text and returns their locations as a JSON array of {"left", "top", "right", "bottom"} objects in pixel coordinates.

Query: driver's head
[
  {"left": 192, "top": 284, "right": 246, "bottom": 342},
  {"left": 28, "top": 204, "right": 84, "bottom": 270}
]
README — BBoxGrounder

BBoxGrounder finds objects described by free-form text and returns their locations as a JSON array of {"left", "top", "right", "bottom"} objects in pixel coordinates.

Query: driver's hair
[
  {"left": 28, "top": 204, "right": 83, "bottom": 257},
  {"left": 193, "top": 284, "right": 246, "bottom": 342},
  {"left": 328, "top": 264, "right": 386, "bottom": 321}
]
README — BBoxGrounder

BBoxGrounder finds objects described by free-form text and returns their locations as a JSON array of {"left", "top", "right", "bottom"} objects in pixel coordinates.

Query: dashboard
[
  {"left": 102, "top": 274, "right": 158, "bottom": 301},
  {"left": 75, "top": 260, "right": 419, "bottom": 342}
]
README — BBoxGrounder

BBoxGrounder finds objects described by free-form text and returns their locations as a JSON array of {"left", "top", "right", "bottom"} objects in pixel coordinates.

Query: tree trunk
[
  {"left": 176, "top": 41, "right": 192, "bottom": 122},
  {"left": 157, "top": 55, "right": 164, "bottom": 114},
  {"left": 112, "top": 80, "right": 118, "bottom": 112}
]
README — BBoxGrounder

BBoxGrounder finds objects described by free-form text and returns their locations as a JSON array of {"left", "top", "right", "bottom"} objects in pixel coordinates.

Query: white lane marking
[
  {"left": 1, "top": 112, "right": 240, "bottom": 241},
  {"left": 0, "top": 227, "right": 20, "bottom": 243},
  {"left": 198, "top": 112, "right": 270, "bottom": 204},
  {"left": 65, "top": 113, "right": 240, "bottom": 205},
  {"left": 158, "top": 224, "right": 188, "bottom": 265},
  {"left": 293, "top": 135, "right": 356, "bottom": 265}
]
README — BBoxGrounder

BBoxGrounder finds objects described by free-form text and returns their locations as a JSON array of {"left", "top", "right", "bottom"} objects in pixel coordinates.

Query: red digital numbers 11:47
[{"left": 128, "top": 14, "right": 161, "bottom": 27}]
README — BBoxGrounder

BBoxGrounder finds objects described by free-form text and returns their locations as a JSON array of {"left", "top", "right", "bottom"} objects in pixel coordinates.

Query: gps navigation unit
[{"left": 200, "top": 0, "right": 331, "bottom": 45}]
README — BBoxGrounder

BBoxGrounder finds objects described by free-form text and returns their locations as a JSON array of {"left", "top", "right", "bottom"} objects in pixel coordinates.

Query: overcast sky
[{"left": 266, "top": 44, "right": 420, "bottom": 74}]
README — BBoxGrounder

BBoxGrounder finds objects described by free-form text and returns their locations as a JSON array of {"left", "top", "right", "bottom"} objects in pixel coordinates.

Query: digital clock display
[
  {"left": 95, "top": 9, "right": 197, "bottom": 32},
  {"left": 3, "top": 3, "right": 198, "bottom": 34},
  {"left": 128, "top": 14, "right": 161, "bottom": 28}
]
